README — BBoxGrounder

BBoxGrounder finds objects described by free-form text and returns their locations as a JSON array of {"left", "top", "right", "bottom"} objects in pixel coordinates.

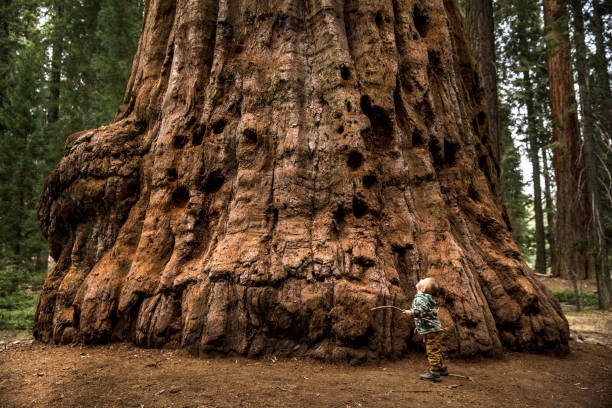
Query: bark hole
[
  {"left": 428, "top": 138, "right": 443, "bottom": 167},
  {"left": 212, "top": 119, "right": 227, "bottom": 134},
  {"left": 345, "top": 100, "right": 352, "bottom": 112},
  {"left": 359, "top": 95, "right": 393, "bottom": 140},
  {"left": 203, "top": 170, "right": 225, "bottom": 193},
  {"left": 166, "top": 168, "right": 178, "bottom": 181},
  {"left": 478, "top": 216, "right": 502, "bottom": 240},
  {"left": 352, "top": 196, "right": 368, "bottom": 218},
  {"left": 347, "top": 150, "right": 364, "bottom": 169},
  {"left": 340, "top": 65, "right": 351, "bottom": 80},
  {"left": 468, "top": 184, "right": 480, "bottom": 201},
  {"left": 172, "top": 185, "right": 190, "bottom": 206},
  {"left": 478, "top": 155, "right": 488, "bottom": 173},
  {"left": 363, "top": 174, "right": 378, "bottom": 187},
  {"left": 336, "top": 125, "right": 344, "bottom": 134},
  {"left": 73, "top": 308, "right": 81, "bottom": 333},
  {"left": 375, "top": 11, "right": 383, "bottom": 27},
  {"left": 173, "top": 135, "right": 189, "bottom": 149},
  {"left": 477, "top": 111, "right": 486, "bottom": 126},
  {"left": 192, "top": 124, "right": 206, "bottom": 146},
  {"left": 243, "top": 128, "right": 258, "bottom": 145},
  {"left": 412, "top": 130, "right": 424, "bottom": 147},
  {"left": 444, "top": 140, "right": 458, "bottom": 165},
  {"left": 332, "top": 205, "right": 345, "bottom": 238},
  {"left": 413, "top": 6, "right": 429, "bottom": 38}
]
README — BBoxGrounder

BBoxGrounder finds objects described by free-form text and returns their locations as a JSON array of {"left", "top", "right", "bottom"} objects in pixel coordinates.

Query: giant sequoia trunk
[
  {"left": 35, "top": 0, "right": 569, "bottom": 361},
  {"left": 543, "top": 0, "right": 592, "bottom": 281}
]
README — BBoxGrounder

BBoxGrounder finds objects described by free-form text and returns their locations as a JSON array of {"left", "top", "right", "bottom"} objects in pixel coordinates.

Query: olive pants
[{"left": 424, "top": 330, "right": 444, "bottom": 371}]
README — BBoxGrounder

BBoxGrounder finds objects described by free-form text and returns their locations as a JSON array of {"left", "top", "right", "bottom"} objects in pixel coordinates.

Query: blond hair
[{"left": 422, "top": 277, "right": 440, "bottom": 296}]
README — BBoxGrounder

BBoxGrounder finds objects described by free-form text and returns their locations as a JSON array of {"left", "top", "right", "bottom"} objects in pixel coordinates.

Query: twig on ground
[{"left": 448, "top": 373, "right": 472, "bottom": 380}]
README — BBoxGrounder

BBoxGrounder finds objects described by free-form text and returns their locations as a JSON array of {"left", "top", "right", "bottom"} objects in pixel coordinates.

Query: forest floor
[{"left": 1, "top": 278, "right": 610, "bottom": 408}]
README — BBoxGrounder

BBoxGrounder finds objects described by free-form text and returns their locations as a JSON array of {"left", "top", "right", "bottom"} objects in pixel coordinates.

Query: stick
[
  {"left": 370, "top": 306, "right": 444, "bottom": 328},
  {"left": 392, "top": 390, "right": 433, "bottom": 393},
  {"left": 447, "top": 373, "right": 472, "bottom": 380},
  {"left": 370, "top": 306, "right": 406, "bottom": 312}
]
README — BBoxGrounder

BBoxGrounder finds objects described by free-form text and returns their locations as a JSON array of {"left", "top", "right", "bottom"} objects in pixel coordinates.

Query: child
[{"left": 403, "top": 277, "right": 448, "bottom": 382}]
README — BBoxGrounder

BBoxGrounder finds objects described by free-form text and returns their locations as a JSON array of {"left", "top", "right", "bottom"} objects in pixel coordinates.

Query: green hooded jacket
[{"left": 410, "top": 293, "right": 443, "bottom": 335}]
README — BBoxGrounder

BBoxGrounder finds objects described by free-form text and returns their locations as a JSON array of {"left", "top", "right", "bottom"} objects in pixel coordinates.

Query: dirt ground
[{"left": 1, "top": 278, "right": 610, "bottom": 408}]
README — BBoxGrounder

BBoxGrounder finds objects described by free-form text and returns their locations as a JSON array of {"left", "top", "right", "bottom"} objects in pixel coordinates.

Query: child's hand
[{"left": 403, "top": 309, "right": 412, "bottom": 317}]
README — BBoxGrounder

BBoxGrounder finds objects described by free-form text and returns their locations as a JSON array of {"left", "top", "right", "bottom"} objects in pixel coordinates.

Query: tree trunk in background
[
  {"left": 523, "top": 71, "right": 546, "bottom": 276},
  {"left": 543, "top": 0, "right": 592, "bottom": 281},
  {"left": 590, "top": 0, "right": 612, "bottom": 126},
  {"left": 542, "top": 149, "right": 555, "bottom": 270},
  {"left": 570, "top": 0, "right": 611, "bottom": 309},
  {"left": 35, "top": 0, "right": 569, "bottom": 361},
  {"left": 462, "top": 0, "right": 500, "bottom": 163},
  {"left": 590, "top": 0, "right": 612, "bottom": 309},
  {"left": 47, "top": 1, "right": 64, "bottom": 125}
]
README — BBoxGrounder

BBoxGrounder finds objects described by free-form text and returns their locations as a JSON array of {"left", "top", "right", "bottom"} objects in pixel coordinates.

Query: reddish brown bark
[
  {"left": 462, "top": 0, "right": 500, "bottom": 163},
  {"left": 35, "top": 0, "right": 568, "bottom": 361}
]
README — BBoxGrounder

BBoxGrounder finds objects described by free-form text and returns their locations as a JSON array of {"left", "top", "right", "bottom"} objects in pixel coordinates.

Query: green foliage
[
  {"left": 493, "top": 0, "right": 554, "bottom": 272},
  {"left": 0, "top": 1, "right": 143, "bottom": 330},
  {"left": 0, "top": 264, "right": 41, "bottom": 330},
  {"left": 89, "top": 0, "right": 142, "bottom": 124},
  {"left": 498, "top": 102, "right": 533, "bottom": 256},
  {"left": 550, "top": 290, "right": 599, "bottom": 308},
  {"left": 0, "top": 7, "right": 48, "bottom": 272},
  {"left": 0, "top": 0, "right": 39, "bottom": 101},
  {"left": 0, "top": 293, "right": 37, "bottom": 330}
]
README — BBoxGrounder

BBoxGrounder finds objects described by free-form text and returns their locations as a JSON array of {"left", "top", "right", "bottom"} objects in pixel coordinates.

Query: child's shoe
[
  {"left": 439, "top": 364, "right": 448, "bottom": 376},
  {"left": 419, "top": 369, "right": 441, "bottom": 382}
]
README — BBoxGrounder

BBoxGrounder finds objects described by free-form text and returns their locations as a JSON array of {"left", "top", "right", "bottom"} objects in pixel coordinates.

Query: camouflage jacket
[{"left": 410, "top": 293, "right": 443, "bottom": 335}]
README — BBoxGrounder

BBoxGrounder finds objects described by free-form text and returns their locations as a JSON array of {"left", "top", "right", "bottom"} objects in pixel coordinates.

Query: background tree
[
  {"left": 35, "top": 0, "right": 569, "bottom": 360},
  {"left": 543, "top": 0, "right": 592, "bottom": 283},
  {"left": 0, "top": 1, "right": 47, "bottom": 292},
  {"left": 497, "top": 102, "right": 531, "bottom": 251},
  {"left": 0, "top": 0, "right": 142, "bottom": 326},
  {"left": 541, "top": 147, "right": 555, "bottom": 269},
  {"left": 44, "top": 0, "right": 143, "bottom": 151},
  {"left": 494, "top": 0, "right": 550, "bottom": 271},
  {"left": 89, "top": 0, "right": 145, "bottom": 124},
  {"left": 589, "top": 5, "right": 612, "bottom": 269},
  {"left": 589, "top": 0, "right": 612, "bottom": 309},
  {"left": 589, "top": 0, "right": 611, "bottom": 131},
  {"left": 45, "top": 0, "right": 63, "bottom": 130},
  {"left": 570, "top": 0, "right": 611, "bottom": 309}
]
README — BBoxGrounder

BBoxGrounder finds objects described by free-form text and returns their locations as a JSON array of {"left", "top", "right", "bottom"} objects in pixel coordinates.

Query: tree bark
[
  {"left": 523, "top": 71, "right": 546, "bottom": 276},
  {"left": 570, "top": 0, "right": 611, "bottom": 309},
  {"left": 47, "top": 0, "right": 64, "bottom": 125},
  {"left": 461, "top": 0, "right": 500, "bottom": 163},
  {"left": 590, "top": 0, "right": 612, "bottom": 124},
  {"left": 35, "top": 0, "right": 569, "bottom": 361},
  {"left": 542, "top": 149, "right": 555, "bottom": 271},
  {"left": 543, "top": 0, "right": 592, "bottom": 281}
]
